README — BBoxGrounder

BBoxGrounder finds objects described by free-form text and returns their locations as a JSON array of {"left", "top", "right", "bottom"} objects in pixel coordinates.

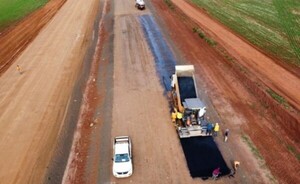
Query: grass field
[
  {"left": 190, "top": 0, "right": 300, "bottom": 66},
  {"left": 0, "top": 0, "right": 48, "bottom": 30}
]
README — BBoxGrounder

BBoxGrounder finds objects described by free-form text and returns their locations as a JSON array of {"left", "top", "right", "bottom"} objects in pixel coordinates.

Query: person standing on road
[
  {"left": 171, "top": 110, "right": 177, "bottom": 124},
  {"left": 206, "top": 123, "right": 213, "bottom": 135},
  {"left": 16, "top": 65, "right": 22, "bottom": 74},
  {"left": 212, "top": 167, "right": 221, "bottom": 180},
  {"left": 228, "top": 169, "right": 235, "bottom": 178},
  {"left": 234, "top": 161, "right": 240, "bottom": 171},
  {"left": 214, "top": 123, "right": 220, "bottom": 136},
  {"left": 224, "top": 128, "right": 229, "bottom": 142},
  {"left": 176, "top": 111, "right": 183, "bottom": 126}
]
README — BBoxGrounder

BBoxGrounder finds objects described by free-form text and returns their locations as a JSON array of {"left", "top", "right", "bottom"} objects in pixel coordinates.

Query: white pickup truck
[
  {"left": 135, "top": 0, "right": 145, "bottom": 10},
  {"left": 112, "top": 136, "right": 133, "bottom": 178}
]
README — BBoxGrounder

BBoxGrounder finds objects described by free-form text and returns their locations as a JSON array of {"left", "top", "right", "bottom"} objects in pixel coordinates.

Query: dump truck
[{"left": 171, "top": 65, "right": 212, "bottom": 138}]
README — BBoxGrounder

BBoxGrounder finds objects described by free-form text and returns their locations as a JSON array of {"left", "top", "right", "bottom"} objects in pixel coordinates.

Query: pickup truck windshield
[{"left": 115, "top": 153, "right": 130, "bottom": 163}]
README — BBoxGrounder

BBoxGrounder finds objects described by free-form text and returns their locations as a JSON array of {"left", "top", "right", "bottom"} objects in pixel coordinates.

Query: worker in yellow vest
[
  {"left": 176, "top": 111, "right": 183, "bottom": 126},
  {"left": 214, "top": 123, "right": 220, "bottom": 136}
]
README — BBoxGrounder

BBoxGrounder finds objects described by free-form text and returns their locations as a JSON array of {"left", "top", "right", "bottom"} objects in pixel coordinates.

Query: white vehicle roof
[
  {"left": 115, "top": 143, "right": 129, "bottom": 154},
  {"left": 136, "top": 0, "right": 145, "bottom": 4}
]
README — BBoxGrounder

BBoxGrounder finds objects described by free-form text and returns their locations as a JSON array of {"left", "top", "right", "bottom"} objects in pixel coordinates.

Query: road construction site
[{"left": 0, "top": 0, "right": 299, "bottom": 184}]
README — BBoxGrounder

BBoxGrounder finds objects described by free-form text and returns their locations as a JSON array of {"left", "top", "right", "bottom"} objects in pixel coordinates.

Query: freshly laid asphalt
[{"left": 180, "top": 136, "right": 230, "bottom": 178}]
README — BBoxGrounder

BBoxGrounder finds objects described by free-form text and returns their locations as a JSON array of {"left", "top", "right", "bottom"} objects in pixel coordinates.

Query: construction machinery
[{"left": 171, "top": 65, "right": 212, "bottom": 138}]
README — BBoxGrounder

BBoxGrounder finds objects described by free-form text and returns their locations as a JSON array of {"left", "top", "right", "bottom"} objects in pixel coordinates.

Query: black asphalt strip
[{"left": 180, "top": 136, "right": 230, "bottom": 179}]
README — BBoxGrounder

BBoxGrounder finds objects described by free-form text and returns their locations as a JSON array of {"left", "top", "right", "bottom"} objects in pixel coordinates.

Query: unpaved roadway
[{"left": 0, "top": 0, "right": 98, "bottom": 183}]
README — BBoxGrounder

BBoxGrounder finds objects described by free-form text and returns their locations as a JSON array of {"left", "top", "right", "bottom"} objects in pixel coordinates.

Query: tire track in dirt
[{"left": 61, "top": 0, "right": 107, "bottom": 183}]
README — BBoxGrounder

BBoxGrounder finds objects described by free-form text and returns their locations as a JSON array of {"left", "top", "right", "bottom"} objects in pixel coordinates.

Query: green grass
[
  {"left": 193, "top": 27, "right": 217, "bottom": 46},
  {"left": 287, "top": 145, "right": 300, "bottom": 161},
  {"left": 0, "top": 0, "right": 48, "bottom": 29},
  {"left": 242, "top": 134, "right": 277, "bottom": 183},
  {"left": 190, "top": 0, "right": 300, "bottom": 66},
  {"left": 241, "top": 134, "right": 264, "bottom": 161},
  {"left": 266, "top": 88, "right": 289, "bottom": 108},
  {"left": 164, "top": 0, "right": 175, "bottom": 10}
]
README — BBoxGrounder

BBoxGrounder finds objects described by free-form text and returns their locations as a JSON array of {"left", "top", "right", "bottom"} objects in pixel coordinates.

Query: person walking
[
  {"left": 212, "top": 167, "right": 221, "bottom": 180},
  {"left": 16, "top": 65, "right": 22, "bottom": 74},
  {"left": 228, "top": 169, "right": 235, "bottom": 178},
  {"left": 214, "top": 123, "right": 220, "bottom": 137},
  {"left": 224, "top": 128, "right": 229, "bottom": 142},
  {"left": 234, "top": 161, "right": 240, "bottom": 171}
]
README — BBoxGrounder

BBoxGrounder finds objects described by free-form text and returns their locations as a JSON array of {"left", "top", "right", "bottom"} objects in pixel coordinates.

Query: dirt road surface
[{"left": 0, "top": 0, "right": 98, "bottom": 183}]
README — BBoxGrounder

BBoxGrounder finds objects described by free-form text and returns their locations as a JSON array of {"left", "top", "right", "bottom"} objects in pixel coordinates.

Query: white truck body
[
  {"left": 112, "top": 136, "right": 133, "bottom": 178},
  {"left": 135, "top": 0, "right": 145, "bottom": 10}
]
